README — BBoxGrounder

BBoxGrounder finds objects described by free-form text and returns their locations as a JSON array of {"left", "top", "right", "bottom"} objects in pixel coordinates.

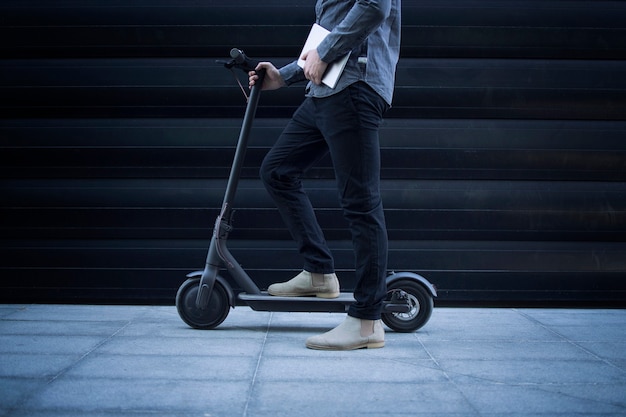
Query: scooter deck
[{"left": 238, "top": 292, "right": 355, "bottom": 313}]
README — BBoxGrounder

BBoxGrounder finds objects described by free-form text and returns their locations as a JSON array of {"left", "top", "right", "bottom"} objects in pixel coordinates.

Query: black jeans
[{"left": 260, "top": 82, "right": 389, "bottom": 320}]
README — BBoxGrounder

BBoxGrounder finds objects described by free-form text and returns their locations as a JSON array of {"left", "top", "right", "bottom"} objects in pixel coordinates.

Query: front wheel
[
  {"left": 176, "top": 278, "right": 230, "bottom": 330},
  {"left": 382, "top": 279, "right": 433, "bottom": 332}
]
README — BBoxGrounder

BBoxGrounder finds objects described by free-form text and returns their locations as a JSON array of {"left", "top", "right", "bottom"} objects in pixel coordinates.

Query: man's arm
[
  {"left": 303, "top": 0, "right": 391, "bottom": 84},
  {"left": 317, "top": 0, "right": 391, "bottom": 64}
]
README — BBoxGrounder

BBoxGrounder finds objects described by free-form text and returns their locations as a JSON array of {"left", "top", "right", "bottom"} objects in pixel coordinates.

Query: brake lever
[
  {"left": 216, "top": 59, "right": 236, "bottom": 69},
  {"left": 216, "top": 49, "right": 261, "bottom": 102}
]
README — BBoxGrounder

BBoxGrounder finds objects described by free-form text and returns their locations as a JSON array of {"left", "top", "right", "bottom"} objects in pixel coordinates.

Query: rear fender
[{"left": 386, "top": 271, "right": 437, "bottom": 297}]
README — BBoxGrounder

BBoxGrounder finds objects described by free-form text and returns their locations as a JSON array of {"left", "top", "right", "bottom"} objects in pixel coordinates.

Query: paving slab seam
[
  {"left": 53, "top": 322, "right": 131, "bottom": 380},
  {"left": 242, "top": 311, "right": 273, "bottom": 417},
  {"left": 413, "top": 332, "right": 483, "bottom": 417},
  {"left": 513, "top": 309, "right": 626, "bottom": 374},
  {"left": 2, "top": 319, "right": 133, "bottom": 417}
]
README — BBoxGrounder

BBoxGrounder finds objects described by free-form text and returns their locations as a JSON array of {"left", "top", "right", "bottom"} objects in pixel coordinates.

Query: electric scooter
[{"left": 176, "top": 49, "right": 437, "bottom": 332}]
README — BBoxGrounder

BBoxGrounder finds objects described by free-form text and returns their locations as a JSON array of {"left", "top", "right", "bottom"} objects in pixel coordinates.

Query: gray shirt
[{"left": 279, "top": 0, "right": 401, "bottom": 106}]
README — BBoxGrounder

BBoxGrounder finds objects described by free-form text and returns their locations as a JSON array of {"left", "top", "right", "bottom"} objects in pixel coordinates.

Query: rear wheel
[
  {"left": 382, "top": 279, "right": 433, "bottom": 332},
  {"left": 176, "top": 278, "right": 230, "bottom": 330}
]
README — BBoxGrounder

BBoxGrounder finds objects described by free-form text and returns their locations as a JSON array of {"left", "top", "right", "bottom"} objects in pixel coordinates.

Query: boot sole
[
  {"left": 306, "top": 341, "right": 385, "bottom": 350},
  {"left": 267, "top": 290, "right": 340, "bottom": 299}
]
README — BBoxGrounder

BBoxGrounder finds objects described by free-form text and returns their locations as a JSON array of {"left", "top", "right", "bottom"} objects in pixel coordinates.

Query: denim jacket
[{"left": 278, "top": 0, "right": 401, "bottom": 106}]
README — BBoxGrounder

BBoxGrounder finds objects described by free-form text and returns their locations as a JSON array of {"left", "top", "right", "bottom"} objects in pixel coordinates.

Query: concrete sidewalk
[{"left": 0, "top": 304, "right": 625, "bottom": 416}]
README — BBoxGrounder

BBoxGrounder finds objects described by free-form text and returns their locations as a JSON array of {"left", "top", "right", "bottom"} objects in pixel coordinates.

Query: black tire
[
  {"left": 382, "top": 279, "right": 434, "bottom": 332},
  {"left": 176, "top": 278, "right": 230, "bottom": 330}
]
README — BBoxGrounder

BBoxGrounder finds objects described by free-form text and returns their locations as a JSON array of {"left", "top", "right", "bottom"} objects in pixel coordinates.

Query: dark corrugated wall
[{"left": 1, "top": 0, "right": 625, "bottom": 306}]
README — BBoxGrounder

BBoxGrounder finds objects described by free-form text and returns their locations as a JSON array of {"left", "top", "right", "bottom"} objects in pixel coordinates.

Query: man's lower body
[{"left": 260, "top": 82, "right": 389, "bottom": 350}]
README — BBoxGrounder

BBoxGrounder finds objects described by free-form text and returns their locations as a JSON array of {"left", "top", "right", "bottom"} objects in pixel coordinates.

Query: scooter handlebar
[{"left": 222, "top": 48, "right": 258, "bottom": 73}]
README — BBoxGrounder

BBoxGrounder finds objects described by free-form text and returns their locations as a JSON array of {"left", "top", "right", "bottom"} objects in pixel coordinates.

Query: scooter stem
[
  {"left": 221, "top": 68, "right": 265, "bottom": 210},
  {"left": 196, "top": 70, "right": 266, "bottom": 309}
]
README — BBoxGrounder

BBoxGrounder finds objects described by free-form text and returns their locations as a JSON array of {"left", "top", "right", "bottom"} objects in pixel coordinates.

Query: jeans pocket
[{"left": 347, "top": 82, "right": 388, "bottom": 128}]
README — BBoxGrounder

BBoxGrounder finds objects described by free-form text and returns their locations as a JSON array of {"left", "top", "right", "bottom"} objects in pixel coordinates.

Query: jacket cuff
[{"left": 279, "top": 61, "right": 307, "bottom": 86}]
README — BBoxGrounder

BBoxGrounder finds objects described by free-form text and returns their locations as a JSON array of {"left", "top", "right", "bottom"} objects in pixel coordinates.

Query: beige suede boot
[
  {"left": 267, "top": 270, "right": 340, "bottom": 298},
  {"left": 305, "top": 316, "right": 385, "bottom": 350}
]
